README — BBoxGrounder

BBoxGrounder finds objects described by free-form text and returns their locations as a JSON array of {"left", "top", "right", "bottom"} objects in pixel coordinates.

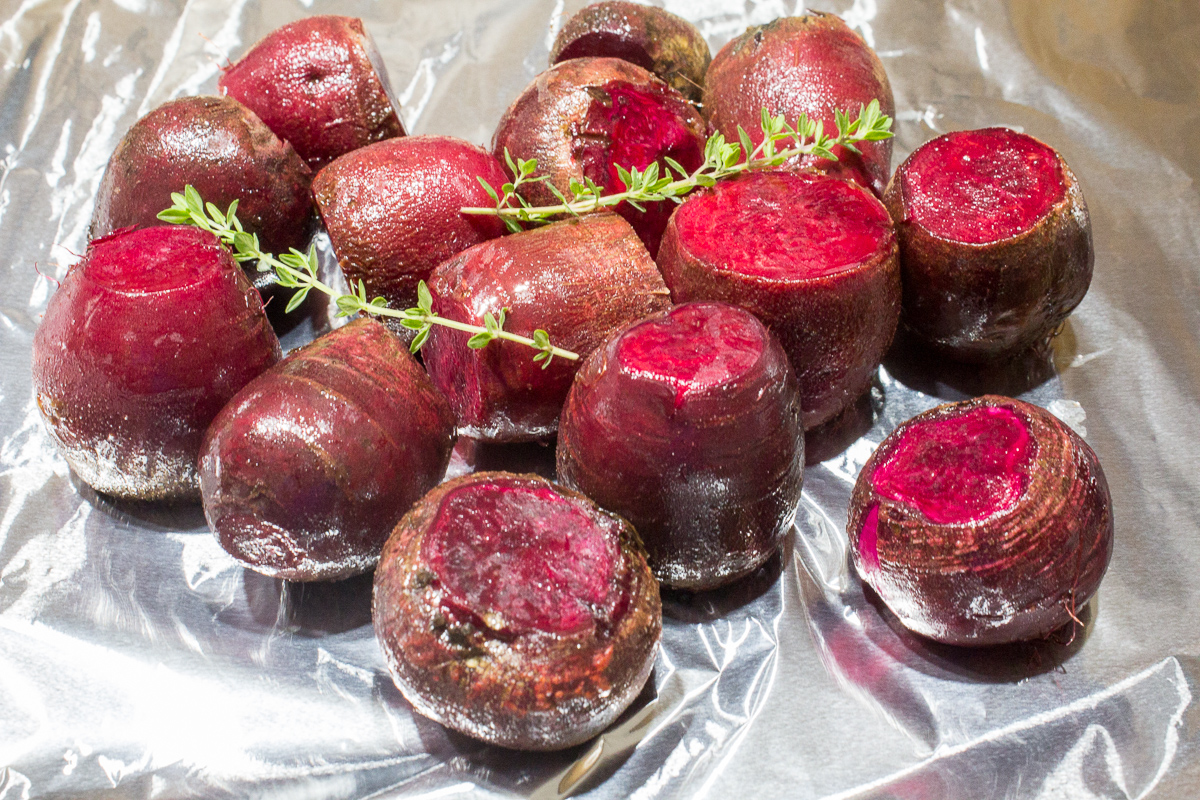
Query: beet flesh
[
  {"left": 558, "top": 302, "right": 804, "bottom": 590},
  {"left": 492, "top": 57, "right": 707, "bottom": 256},
  {"left": 313, "top": 136, "right": 509, "bottom": 312},
  {"left": 884, "top": 128, "right": 1094, "bottom": 361},
  {"left": 219, "top": 15, "right": 405, "bottom": 169},
  {"left": 703, "top": 13, "right": 895, "bottom": 197},
  {"left": 199, "top": 319, "right": 455, "bottom": 581},
  {"left": 423, "top": 213, "right": 671, "bottom": 442},
  {"left": 657, "top": 170, "right": 900, "bottom": 429},
  {"left": 848, "top": 396, "right": 1114, "bottom": 646},
  {"left": 373, "top": 471, "right": 661, "bottom": 751},
  {"left": 32, "top": 226, "right": 281, "bottom": 500}
]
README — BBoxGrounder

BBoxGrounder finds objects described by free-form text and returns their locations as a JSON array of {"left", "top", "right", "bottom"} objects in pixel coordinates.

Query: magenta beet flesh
[
  {"left": 199, "top": 319, "right": 455, "bottom": 581},
  {"left": 32, "top": 226, "right": 281, "bottom": 500},
  {"left": 558, "top": 302, "right": 804, "bottom": 589},
  {"left": 373, "top": 471, "right": 661, "bottom": 750},
  {"left": 849, "top": 396, "right": 1114, "bottom": 646}
]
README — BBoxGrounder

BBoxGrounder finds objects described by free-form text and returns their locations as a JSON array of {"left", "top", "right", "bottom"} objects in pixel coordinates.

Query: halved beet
[
  {"left": 883, "top": 128, "right": 1094, "bottom": 361},
  {"left": 492, "top": 57, "right": 707, "bottom": 256},
  {"left": 703, "top": 12, "right": 895, "bottom": 197},
  {"left": 219, "top": 15, "right": 405, "bottom": 169},
  {"left": 32, "top": 226, "right": 281, "bottom": 500},
  {"left": 423, "top": 213, "right": 671, "bottom": 442},
  {"left": 558, "top": 302, "right": 804, "bottom": 590},
  {"left": 550, "top": 1, "right": 711, "bottom": 103},
  {"left": 373, "top": 471, "right": 660, "bottom": 751},
  {"left": 657, "top": 170, "right": 900, "bottom": 429},
  {"left": 313, "top": 136, "right": 509, "bottom": 312},
  {"left": 848, "top": 396, "right": 1113, "bottom": 646},
  {"left": 199, "top": 318, "right": 455, "bottom": 581}
]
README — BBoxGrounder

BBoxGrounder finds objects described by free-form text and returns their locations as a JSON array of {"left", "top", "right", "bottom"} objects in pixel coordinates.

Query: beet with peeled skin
[
  {"left": 550, "top": 1, "right": 711, "bottom": 104},
  {"left": 313, "top": 136, "right": 509, "bottom": 312},
  {"left": 219, "top": 15, "right": 405, "bottom": 170},
  {"left": 423, "top": 212, "right": 672, "bottom": 442},
  {"left": 703, "top": 12, "right": 895, "bottom": 197},
  {"left": 492, "top": 57, "right": 707, "bottom": 256},
  {"left": 373, "top": 471, "right": 661, "bottom": 751},
  {"left": 558, "top": 302, "right": 804, "bottom": 590},
  {"left": 848, "top": 396, "right": 1113, "bottom": 647},
  {"left": 199, "top": 318, "right": 455, "bottom": 582},
  {"left": 657, "top": 170, "right": 900, "bottom": 430},
  {"left": 884, "top": 128, "right": 1094, "bottom": 362},
  {"left": 32, "top": 226, "right": 281, "bottom": 501}
]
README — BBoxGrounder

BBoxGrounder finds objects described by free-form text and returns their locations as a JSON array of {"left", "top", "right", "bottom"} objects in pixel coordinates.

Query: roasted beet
[
  {"left": 373, "top": 471, "right": 661, "bottom": 750},
  {"left": 219, "top": 15, "right": 405, "bottom": 169},
  {"left": 883, "top": 128, "right": 1094, "bottom": 361},
  {"left": 199, "top": 319, "right": 455, "bottom": 581},
  {"left": 32, "top": 226, "right": 281, "bottom": 501},
  {"left": 550, "top": 1, "right": 711, "bottom": 103},
  {"left": 703, "top": 13, "right": 895, "bottom": 196},
  {"left": 657, "top": 170, "right": 900, "bottom": 429},
  {"left": 492, "top": 57, "right": 707, "bottom": 256},
  {"left": 848, "top": 396, "right": 1113, "bottom": 646},
  {"left": 423, "top": 213, "right": 671, "bottom": 442},
  {"left": 558, "top": 302, "right": 804, "bottom": 590},
  {"left": 313, "top": 136, "right": 509, "bottom": 312}
]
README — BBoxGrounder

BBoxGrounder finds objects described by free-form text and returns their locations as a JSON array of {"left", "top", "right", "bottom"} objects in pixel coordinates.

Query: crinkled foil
[{"left": 2, "top": 0, "right": 1199, "bottom": 797}]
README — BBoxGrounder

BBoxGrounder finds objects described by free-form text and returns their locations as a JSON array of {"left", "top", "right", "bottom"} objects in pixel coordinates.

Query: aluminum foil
[{"left": 2, "top": 0, "right": 1199, "bottom": 797}]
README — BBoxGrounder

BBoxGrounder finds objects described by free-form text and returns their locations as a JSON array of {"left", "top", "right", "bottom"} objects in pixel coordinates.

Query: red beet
[
  {"left": 848, "top": 396, "right": 1113, "bottom": 646},
  {"left": 32, "top": 226, "right": 281, "bottom": 500},
  {"left": 313, "top": 136, "right": 509, "bottom": 312},
  {"left": 492, "top": 57, "right": 708, "bottom": 256},
  {"left": 373, "top": 471, "right": 660, "bottom": 750},
  {"left": 657, "top": 170, "right": 900, "bottom": 429},
  {"left": 550, "top": 1, "right": 711, "bottom": 103},
  {"left": 558, "top": 302, "right": 804, "bottom": 590},
  {"left": 423, "top": 213, "right": 672, "bottom": 442},
  {"left": 883, "top": 128, "right": 1094, "bottom": 361},
  {"left": 199, "top": 319, "right": 455, "bottom": 581},
  {"left": 219, "top": 15, "right": 405, "bottom": 170},
  {"left": 703, "top": 13, "right": 895, "bottom": 196}
]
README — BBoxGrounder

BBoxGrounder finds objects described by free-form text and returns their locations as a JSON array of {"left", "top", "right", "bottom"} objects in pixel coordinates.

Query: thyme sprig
[
  {"left": 462, "top": 100, "right": 894, "bottom": 224},
  {"left": 157, "top": 186, "right": 577, "bottom": 367}
]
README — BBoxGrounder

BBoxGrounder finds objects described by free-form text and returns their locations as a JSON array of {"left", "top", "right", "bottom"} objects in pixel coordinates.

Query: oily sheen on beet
[
  {"left": 558, "top": 302, "right": 804, "bottom": 590},
  {"left": 848, "top": 396, "right": 1113, "bottom": 646},
  {"left": 373, "top": 471, "right": 661, "bottom": 751}
]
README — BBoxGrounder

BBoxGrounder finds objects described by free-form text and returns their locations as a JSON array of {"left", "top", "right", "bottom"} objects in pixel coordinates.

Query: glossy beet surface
[
  {"left": 32, "top": 226, "right": 281, "bottom": 500},
  {"left": 219, "top": 15, "right": 405, "bottom": 169},
  {"left": 373, "top": 471, "right": 661, "bottom": 750},
  {"left": 423, "top": 213, "right": 671, "bottom": 442},
  {"left": 849, "top": 396, "right": 1114, "bottom": 646},
  {"left": 658, "top": 170, "right": 900, "bottom": 429},
  {"left": 558, "top": 302, "right": 804, "bottom": 589},
  {"left": 199, "top": 319, "right": 455, "bottom": 581}
]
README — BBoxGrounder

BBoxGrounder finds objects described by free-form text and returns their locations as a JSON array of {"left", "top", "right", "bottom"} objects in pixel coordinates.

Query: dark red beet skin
[
  {"left": 373, "top": 471, "right": 661, "bottom": 751},
  {"left": 657, "top": 170, "right": 900, "bottom": 429},
  {"left": 219, "top": 15, "right": 405, "bottom": 170},
  {"left": 703, "top": 13, "right": 895, "bottom": 197},
  {"left": 848, "top": 396, "right": 1114, "bottom": 646},
  {"left": 558, "top": 302, "right": 804, "bottom": 590},
  {"left": 199, "top": 319, "right": 455, "bottom": 582},
  {"left": 423, "top": 213, "right": 671, "bottom": 442},
  {"left": 313, "top": 136, "right": 509, "bottom": 312},
  {"left": 492, "top": 57, "right": 707, "bottom": 256},
  {"left": 884, "top": 128, "right": 1094, "bottom": 361},
  {"left": 32, "top": 226, "right": 281, "bottom": 500}
]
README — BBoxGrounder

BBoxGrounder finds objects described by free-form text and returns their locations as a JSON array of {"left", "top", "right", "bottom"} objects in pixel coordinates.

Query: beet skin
[
  {"left": 32, "top": 226, "right": 281, "bottom": 501},
  {"left": 373, "top": 471, "right": 661, "bottom": 750},
  {"left": 199, "top": 319, "right": 455, "bottom": 582},
  {"left": 848, "top": 396, "right": 1114, "bottom": 646}
]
